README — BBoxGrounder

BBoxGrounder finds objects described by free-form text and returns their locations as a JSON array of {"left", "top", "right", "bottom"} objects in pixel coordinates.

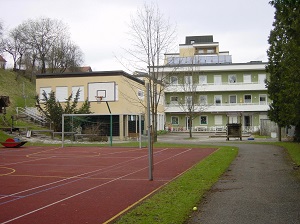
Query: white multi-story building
[{"left": 157, "top": 35, "right": 270, "bottom": 133}]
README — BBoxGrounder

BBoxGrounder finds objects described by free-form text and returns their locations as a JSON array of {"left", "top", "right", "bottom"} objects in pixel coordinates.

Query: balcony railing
[
  {"left": 168, "top": 125, "right": 259, "bottom": 133},
  {"left": 165, "top": 55, "right": 232, "bottom": 65},
  {"left": 165, "top": 103, "right": 270, "bottom": 113},
  {"left": 165, "top": 82, "right": 267, "bottom": 92}
]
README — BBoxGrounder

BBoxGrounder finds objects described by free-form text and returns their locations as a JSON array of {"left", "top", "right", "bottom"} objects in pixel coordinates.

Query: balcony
[
  {"left": 165, "top": 82, "right": 267, "bottom": 92},
  {"left": 165, "top": 55, "right": 232, "bottom": 65},
  {"left": 165, "top": 103, "right": 270, "bottom": 113}
]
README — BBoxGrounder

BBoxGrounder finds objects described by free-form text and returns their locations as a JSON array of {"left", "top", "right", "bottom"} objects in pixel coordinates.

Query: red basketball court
[{"left": 0, "top": 145, "right": 217, "bottom": 223}]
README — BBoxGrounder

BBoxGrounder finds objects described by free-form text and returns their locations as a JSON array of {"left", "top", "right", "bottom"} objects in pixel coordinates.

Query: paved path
[{"left": 186, "top": 143, "right": 300, "bottom": 224}]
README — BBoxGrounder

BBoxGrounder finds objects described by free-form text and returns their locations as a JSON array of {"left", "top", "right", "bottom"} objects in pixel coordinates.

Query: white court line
[
  {"left": 2, "top": 147, "right": 192, "bottom": 224},
  {"left": 0, "top": 147, "right": 169, "bottom": 201}
]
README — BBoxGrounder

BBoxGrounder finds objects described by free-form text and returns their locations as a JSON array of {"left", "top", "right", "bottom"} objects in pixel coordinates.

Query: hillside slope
[{"left": 0, "top": 69, "right": 36, "bottom": 117}]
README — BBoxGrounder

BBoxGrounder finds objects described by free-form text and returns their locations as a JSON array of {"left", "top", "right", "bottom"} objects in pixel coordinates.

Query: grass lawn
[{"left": 273, "top": 142, "right": 300, "bottom": 166}]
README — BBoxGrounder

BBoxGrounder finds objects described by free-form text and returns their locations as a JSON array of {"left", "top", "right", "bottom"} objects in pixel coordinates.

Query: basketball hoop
[{"left": 95, "top": 96, "right": 103, "bottom": 103}]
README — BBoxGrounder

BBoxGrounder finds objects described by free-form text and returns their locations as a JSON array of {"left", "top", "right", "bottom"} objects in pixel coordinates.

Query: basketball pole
[{"left": 106, "top": 101, "right": 113, "bottom": 147}]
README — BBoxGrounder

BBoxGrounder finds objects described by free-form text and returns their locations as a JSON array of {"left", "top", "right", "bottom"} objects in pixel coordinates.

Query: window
[
  {"left": 243, "top": 74, "right": 252, "bottom": 83},
  {"left": 198, "top": 49, "right": 205, "bottom": 54},
  {"left": 56, "top": 86, "right": 68, "bottom": 102},
  {"left": 184, "top": 76, "right": 192, "bottom": 84},
  {"left": 258, "top": 74, "right": 266, "bottom": 84},
  {"left": 170, "top": 96, "right": 178, "bottom": 103},
  {"left": 199, "top": 75, "right": 207, "bottom": 85},
  {"left": 171, "top": 116, "right": 179, "bottom": 125},
  {"left": 39, "top": 87, "right": 51, "bottom": 101},
  {"left": 229, "top": 95, "right": 237, "bottom": 104},
  {"left": 190, "top": 40, "right": 195, "bottom": 44},
  {"left": 170, "top": 76, "right": 178, "bottom": 84},
  {"left": 214, "top": 75, "right": 222, "bottom": 85},
  {"left": 259, "top": 94, "right": 267, "bottom": 105},
  {"left": 207, "top": 48, "right": 215, "bottom": 54},
  {"left": 228, "top": 116, "right": 238, "bottom": 123},
  {"left": 199, "top": 95, "right": 207, "bottom": 105},
  {"left": 244, "top": 95, "right": 252, "bottom": 103},
  {"left": 200, "top": 116, "right": 208, "bottom": 125},
  {"left": 228, "top": 74, "right": 237, "bottom": 84},
  {"left": 137, "top": 90, "right": 144, "bottom": 99},
  {"left": 185, "top": 96, "right": 192, "bottom": 106},
  {"left": 72, "top": 86, "right": 84, "bottom": 101},
  {"left": 214, "top": 95, "right": 222, "bottom": 105},
  {"left": 214, "top": 115, "right": 223, "bottom": 125}
]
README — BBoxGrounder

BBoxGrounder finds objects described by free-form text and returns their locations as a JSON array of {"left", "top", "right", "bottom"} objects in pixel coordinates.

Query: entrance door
[{"left": 244, "top": 115, "right": 252, "bottom": 132}]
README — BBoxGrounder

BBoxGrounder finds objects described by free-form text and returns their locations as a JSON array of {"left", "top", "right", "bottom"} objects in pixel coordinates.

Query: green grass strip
[
  {"left": 273, "top": 142, "right": 300, "bottom": 166},
  {"left": 115, "top": 146, "right": 238, "bottom": 224}
]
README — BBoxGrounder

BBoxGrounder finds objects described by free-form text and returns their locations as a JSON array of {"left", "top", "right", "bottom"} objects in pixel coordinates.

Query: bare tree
[
  {"left": 17, "top": 17, "right": 84, "bottom": 74},
  {"left": 0, "top": 20, "right": 4, "bottom": 52},
  {"left": 2, "top": 26, "right": 27, "bottom": 71},
  {"left": 47, "top": 38, "right": 83, "bottom": 73},
  {"left": 125, "top": 2, "right": 177, "bottom": 141},
  {"left": 176, "top": 69, "right": 208, "bottom": 138}
]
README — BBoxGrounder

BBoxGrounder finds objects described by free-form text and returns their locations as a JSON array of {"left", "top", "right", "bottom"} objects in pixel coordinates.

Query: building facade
[
  {"left": 36, "top": 70, "right": 154, "bottom": 139},
  {"left": 159, "top": 35, "right": 270, "bottom": 133}
]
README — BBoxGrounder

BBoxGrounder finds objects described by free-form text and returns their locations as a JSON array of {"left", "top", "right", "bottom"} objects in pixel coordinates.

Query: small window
[
  {"left": 214, "top": 115, "right": 223, "bottom": 125},
  {"left": 199, "top": 95, "right": 207, "bottom": 105},
  {"left": 185, "top": 96, "right": 192, "bottom": 106},
  {"left": 72, "top": 86, "right": 84, "bottom": 101},
  {"left": 243, "top": 74, "right": 252, "bottom": 83},
  {"left": 138, "top": 90, "right": 144, "bottom": 99},
  {"left": 199, "top": 75, "right": 207, "bottom": 85},
  {"left": 200, "top": 116, "right": 208, "bottom": 125},
  {"left": 170, "top": 96, "right": 178, "bottom": 103},
  {"left": 56, "top": 86, "right": 68, "bottom": 102},
  {"left": 171, "top": 116, "right": 179, "bottom": 125},
  {"left": 244, "top": 95, "right": 252, "bottom": 103},
  {"left": 198, "top": 49, "right": 205, "bottom": 54},
  {"left": 184, "top": 76, "right": 192, "bottom": 84},
  {"left": 190, "top": 40, "right": 195, "bottom": 44},
  {"left": 229, "top": 95, "right": 237, "bottom": 104},
  {"left": 259, "top": 94, "right": 267, "bottom": 105},
  {"left": 214, "top": 95, "right": 222, "bottom": 105},
  {"left": 207, "top": 48, "right": 215, "bottom": 54},
  {"left": 170, "top": 76, "right": 178, "bottom": 84},
  {"left": 228, "top": 116, "right": 238, "bottom": 123},
  {"left": 39, "top": 87, "right": 51, "bottom": 101},
  {"left": 258, "top": 74, "right": 266, "bottom": 84},
  {"left": 214, "top": 75, "right": 222, "bottom": 85},
  {"left": 228, "top": 75, "right": 237, "bottom": 84}
]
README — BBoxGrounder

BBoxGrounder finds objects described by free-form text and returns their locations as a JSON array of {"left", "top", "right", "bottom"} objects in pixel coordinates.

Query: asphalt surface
[{"left": 158, "top": 133, "right": 300, "bottom": 224}]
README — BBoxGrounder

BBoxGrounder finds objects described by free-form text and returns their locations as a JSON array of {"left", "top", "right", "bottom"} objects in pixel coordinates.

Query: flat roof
[{"left": 36, "top": 70, "right": 145, "bottom": 85}]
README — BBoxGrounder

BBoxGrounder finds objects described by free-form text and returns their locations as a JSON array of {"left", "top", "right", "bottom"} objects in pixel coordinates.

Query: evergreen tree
[
  {"left": 36, "top": 89, "right": 91, "bottom": 131},
  {"left": 266, "top": 0, "right": 300, "bottom": 141}
]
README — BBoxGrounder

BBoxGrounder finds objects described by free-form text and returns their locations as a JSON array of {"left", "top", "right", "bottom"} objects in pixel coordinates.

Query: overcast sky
[{"left": 1, "top": 0, "right": 275, "bottom": 72}]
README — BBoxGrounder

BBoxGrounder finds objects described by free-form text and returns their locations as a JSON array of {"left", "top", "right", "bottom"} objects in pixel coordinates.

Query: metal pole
[
  {"left": 106, "top": 101, "right": 113, "bottom": 146},
  {"left": 62, "top": 114, "right": 64, "bottom": 148},
  {"left": 110, "top": 114, "right": 112, "bottom": 146},
  {"left": 139, "top": 113, "right": 142, "bottom": 149},
  {"left": 147, "top": 83, "right": 153, "bottom": 181}
]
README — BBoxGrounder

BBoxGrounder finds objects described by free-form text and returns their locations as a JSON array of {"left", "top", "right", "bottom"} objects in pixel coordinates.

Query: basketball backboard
[{"left": 88, "top": 82, "right": 117, "bottom": 102}]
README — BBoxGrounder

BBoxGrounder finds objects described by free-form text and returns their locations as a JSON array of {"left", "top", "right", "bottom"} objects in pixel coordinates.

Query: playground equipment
[{"left": 0, "top": 138, "right": 27, "bottom": 148}]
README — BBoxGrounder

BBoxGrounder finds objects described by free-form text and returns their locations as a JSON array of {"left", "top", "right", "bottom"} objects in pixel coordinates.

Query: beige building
[{"left": 36, "top": 70, "right": 151, "bottom": 140}]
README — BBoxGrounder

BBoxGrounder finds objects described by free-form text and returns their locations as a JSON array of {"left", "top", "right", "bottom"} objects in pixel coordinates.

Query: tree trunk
[
  {"left": 278, "top": 124, "right": 282, "bottom": 141},
  {"left": 189, "top": 116, "right": 192, "bottom": 138}
]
